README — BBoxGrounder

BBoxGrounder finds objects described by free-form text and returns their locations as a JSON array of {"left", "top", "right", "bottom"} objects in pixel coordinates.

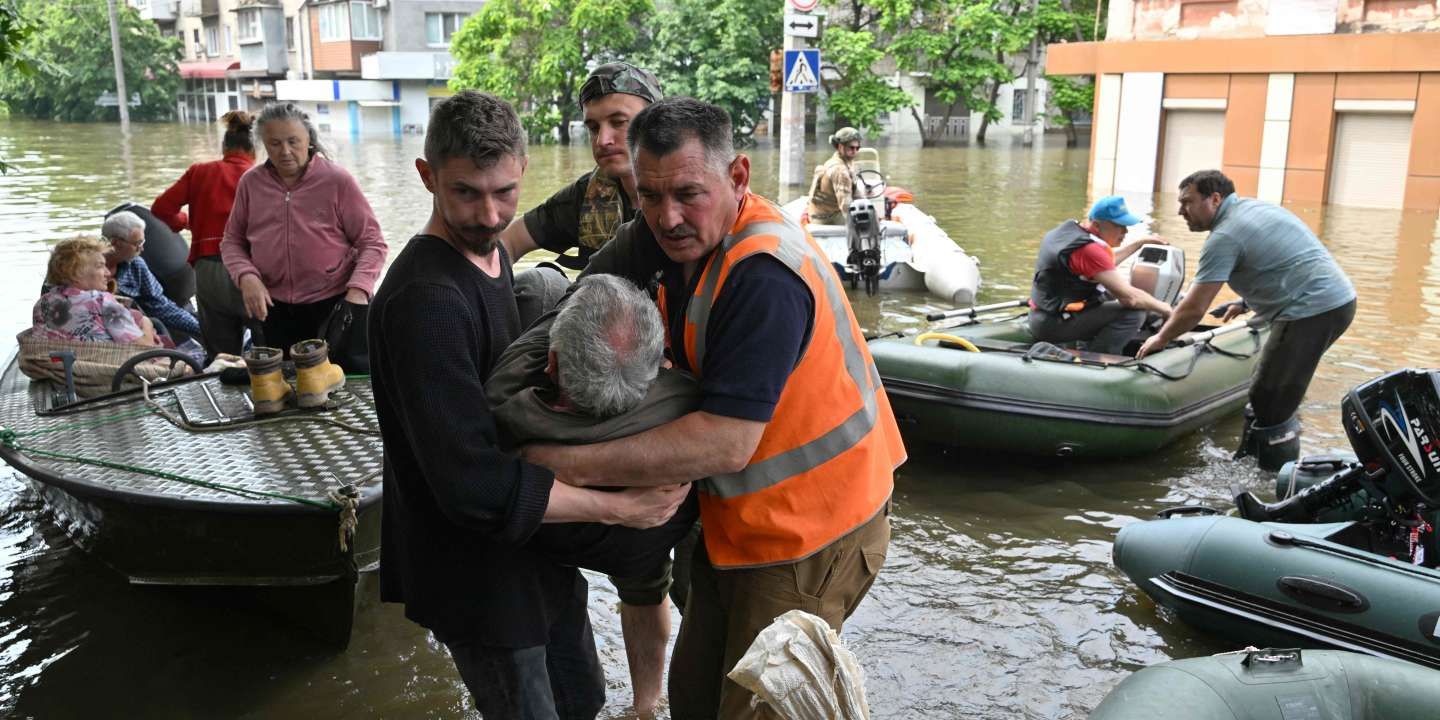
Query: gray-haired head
[
  {"left": 549, "top": 274, "right": 664, "bottom": 418},
  {"left": 425, "top": 90, "right": 527, "bottom": 170},
  {"left": 101, "top": 210, "right": 145, "bottom": 243},
  {"left": 627, "top": 97, "right": 734, "bottom": 175},
  {"left": 257, "top": 102, "right": 328, "bottom": 157}
]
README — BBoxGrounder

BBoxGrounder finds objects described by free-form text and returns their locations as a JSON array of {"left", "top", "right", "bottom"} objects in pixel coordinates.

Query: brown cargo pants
[{"left": 668, "top": 503, "right": 891, "bottom": 719}]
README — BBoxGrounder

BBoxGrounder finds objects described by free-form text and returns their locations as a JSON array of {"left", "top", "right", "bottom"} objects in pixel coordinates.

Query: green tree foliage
[
  {"left": 638, "top": 0, "right": 781, "bottom": 143},
  {"left": 881, "top": 0, "right": 1032, "bottom": 145},
  {"left": 820, "top": 27, "right": 913, "bottom": 135},
  {"left": 875, "top": 0, "right": 1086, "bottom": 145},
  {"left": 449, "top": 0, "right": 651, "bottom": 145},
  {"left": 0, "top": 0, "right": 180, "bottom": 123},
  {"left": 1043, "top": 74, "right": 1092, "bottom": 146}
]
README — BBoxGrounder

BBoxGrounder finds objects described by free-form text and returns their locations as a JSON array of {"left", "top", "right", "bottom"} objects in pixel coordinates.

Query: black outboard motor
[
  {"left": 845, "top": 198, "right": 883, "bottom": 296},
  {"left": 107, "top": 202, "right": 196, "bottom": 307},
  {"left": 1236, "top": 369, "right": 1440, "bottom": 524}
]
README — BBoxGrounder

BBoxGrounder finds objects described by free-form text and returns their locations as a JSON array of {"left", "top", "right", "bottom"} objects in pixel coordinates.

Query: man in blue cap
[{"left": 1028, "top": 195, "right": 1173, "bottom": 354}]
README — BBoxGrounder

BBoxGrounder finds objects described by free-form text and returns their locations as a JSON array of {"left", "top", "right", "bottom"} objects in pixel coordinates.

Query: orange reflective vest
[{"left": 658, "top": 193, "right": 907, "bottom": 568}]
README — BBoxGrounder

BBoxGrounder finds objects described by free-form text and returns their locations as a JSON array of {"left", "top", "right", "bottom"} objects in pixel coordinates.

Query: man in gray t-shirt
[{"left": 1138, "top": 170, "right": 1356, "bottom": 469}]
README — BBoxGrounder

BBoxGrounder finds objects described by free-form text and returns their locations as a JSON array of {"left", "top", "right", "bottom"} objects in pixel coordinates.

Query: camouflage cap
[
  {"left": 579, "top": 62, "right": 663, "bottom": 107},
  {"left": 829, "top": 127, "right": 863, "bottom": 146}
]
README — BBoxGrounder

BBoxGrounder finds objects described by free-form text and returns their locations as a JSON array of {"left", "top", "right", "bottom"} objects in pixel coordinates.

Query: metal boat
[{"left": 0, "top": 354, "right": 382, "bottom": 647}]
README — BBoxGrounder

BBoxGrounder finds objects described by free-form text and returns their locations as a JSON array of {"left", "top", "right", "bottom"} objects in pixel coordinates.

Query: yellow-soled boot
[
  {"left": 243, "top": 346, "right": 291, "bottom": 416},
  {"left": 291, "top": 339, "right": 345, "bottom": 408}
]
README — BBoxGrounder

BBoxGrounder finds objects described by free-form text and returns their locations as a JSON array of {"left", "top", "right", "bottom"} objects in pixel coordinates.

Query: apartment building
[
  {"left": 1047, "top": 0, "right": 1440, "bottom": 210},
  {"left": 138, "top": 0, "right": 476, "bottom": 134},
  {"left": 275, "top": 0, "right": 481, "bottom": 135}
]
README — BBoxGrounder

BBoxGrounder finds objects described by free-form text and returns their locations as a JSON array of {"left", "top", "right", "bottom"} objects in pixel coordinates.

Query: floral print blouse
[{"left": 32, "top": 286, "right": 146, "bottom": 344}]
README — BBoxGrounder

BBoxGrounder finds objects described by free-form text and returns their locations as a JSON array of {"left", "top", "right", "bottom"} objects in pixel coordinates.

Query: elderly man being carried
[{"left": 486, "top": 273, "right": 700, "bottom": 716}]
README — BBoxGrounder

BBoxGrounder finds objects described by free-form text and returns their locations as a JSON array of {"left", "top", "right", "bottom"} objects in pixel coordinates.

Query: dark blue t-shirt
[{"left": 662, "top": 254, "right": 814, "bottom": 423}]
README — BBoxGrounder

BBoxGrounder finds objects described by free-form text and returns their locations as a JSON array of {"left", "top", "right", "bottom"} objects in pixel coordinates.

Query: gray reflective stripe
[
  {"left": 700, "top": 233, "right": 883, "bottom": 499},
  {"left": 687, "top": 219, "right": 803, "bottom": 374}
]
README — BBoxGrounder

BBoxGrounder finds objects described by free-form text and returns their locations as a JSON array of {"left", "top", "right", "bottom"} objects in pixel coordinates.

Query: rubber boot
[
  {"left": 291, "top": 339, "right": 345, "bottom": 408},
  {"left": 1252, "top": 415, "right": 1302, "bottom": 473},
  {"left": 1233, "top": 404, "right": 1257, "bottom": 460},
  {"left": 243, "top": 346, "right": 291, "bottom": 415}
]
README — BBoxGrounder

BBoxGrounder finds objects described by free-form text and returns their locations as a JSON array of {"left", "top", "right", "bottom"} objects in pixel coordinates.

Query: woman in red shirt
[{"left": 151, "top": 110, "right": 257, "bottom": 360}]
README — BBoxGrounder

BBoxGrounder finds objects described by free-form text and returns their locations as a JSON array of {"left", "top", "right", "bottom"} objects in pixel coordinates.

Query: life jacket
[
  {"left": 656, "top": 192, "right": 905, "bottom": 568},
  {"left": 1030, "top": 220, "right": 1106, "bottom": 314}
]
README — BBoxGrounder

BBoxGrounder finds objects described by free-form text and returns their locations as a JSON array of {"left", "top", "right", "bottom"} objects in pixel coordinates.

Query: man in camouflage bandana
[{"left": 500, "top": 62, "right": 662, "bottom": 271}]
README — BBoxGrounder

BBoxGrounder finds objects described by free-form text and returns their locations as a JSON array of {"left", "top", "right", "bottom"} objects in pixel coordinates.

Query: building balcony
[
  {"left": 234, "top": 5, "right": 289, "bottom": 77},
  {"left": 180, "top": 0, "right": 219, "bottom": 17},
  {"left": 133, "top": 0, "right": 178, "bottom": 22},
  {"left": 360, "top": 51, "right": 458, "bottom": 81}
]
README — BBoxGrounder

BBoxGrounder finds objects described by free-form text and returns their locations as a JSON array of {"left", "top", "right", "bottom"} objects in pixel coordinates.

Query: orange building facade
[{"left": 1046, "top": 3, "right": 1440, "bottom": 211}]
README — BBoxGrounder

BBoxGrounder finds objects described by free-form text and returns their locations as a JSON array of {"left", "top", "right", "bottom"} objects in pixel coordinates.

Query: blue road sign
[{"left": 783, "top": 49, "right": 820, "bottom": 94}]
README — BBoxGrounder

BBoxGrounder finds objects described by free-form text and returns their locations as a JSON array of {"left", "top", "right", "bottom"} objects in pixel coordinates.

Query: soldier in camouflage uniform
[
  {"left": 805, "top": 126, "right": 863, "bottom": 225},
  {"left": 500, "top": 62, "right": 662, "bottom": 271}
]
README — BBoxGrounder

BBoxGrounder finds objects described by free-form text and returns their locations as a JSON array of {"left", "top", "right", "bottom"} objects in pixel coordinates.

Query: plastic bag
[{"left": 727, "top": 609, "right": 870, "bottom": 720}]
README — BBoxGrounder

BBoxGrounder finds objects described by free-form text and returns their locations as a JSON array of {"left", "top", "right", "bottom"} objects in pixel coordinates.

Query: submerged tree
[
  {"left": 639, "top": 0, "right": 781, "bottom": 142},
  {"left": 820, "top": 27, "right": 913, "bottom": 135},
  {"left": 0, "top": 0, "right": 179, "bottom": 123},
  {"left": 449, "top": 0, "right": 651, "bottom": 144}
]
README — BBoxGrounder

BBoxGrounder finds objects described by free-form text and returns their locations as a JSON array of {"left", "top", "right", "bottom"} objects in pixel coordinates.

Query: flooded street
[{"left": 0, "top": 118, "right": 1436, "bottom": 718}]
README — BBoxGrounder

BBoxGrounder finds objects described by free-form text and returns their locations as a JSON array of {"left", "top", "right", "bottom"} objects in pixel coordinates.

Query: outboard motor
[
  {"left": 1128, "top": 245, "right": 1185, "bottom": 306},
  {"left": 846, "top": 198, "right": 883, "bottom": 296},
  {"left": 1236, "top": 369, "right": 1440, "bottom": 527}
]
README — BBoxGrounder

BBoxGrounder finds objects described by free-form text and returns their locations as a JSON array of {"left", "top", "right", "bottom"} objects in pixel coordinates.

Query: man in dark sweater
[{"left": 368, "top": 90, "right": 689, "bottom": 718}]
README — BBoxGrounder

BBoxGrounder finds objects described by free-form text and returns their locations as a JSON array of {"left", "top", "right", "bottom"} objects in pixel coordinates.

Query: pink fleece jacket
[{"left": 221, "top": 154, "right": 388, "bottom": 305}]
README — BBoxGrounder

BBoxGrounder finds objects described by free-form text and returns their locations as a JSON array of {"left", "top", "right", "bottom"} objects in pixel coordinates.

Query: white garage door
[
  {"left": 1329, "top": 113, "right": 1413, "bottom": 209},
  {"left": 1159, "top": 110, "right": 1226, "bottom": 194}
]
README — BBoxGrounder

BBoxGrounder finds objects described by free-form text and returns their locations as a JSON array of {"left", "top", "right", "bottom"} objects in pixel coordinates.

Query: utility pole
[
  {"left": 1021, "top": 0, "right": 1040, "bottom": 146},
  {"left": 106, "top": 0, "right": 130, "bottom": 132},
  {"left": 778, "top": 31, "right": 808, "bottom": 191}
]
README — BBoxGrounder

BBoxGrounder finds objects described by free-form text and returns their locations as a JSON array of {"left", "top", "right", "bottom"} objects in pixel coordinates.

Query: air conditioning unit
[{"left": 373, "top": 0, "right": 388, "bottom": 6}]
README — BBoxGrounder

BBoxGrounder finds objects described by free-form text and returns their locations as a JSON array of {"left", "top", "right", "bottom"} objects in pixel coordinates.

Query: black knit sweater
[{"left": 370, "top": 234, "right": 579, "bottom": 646}]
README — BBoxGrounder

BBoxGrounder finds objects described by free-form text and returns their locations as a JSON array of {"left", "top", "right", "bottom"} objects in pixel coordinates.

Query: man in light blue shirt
[{"left": 1138, "top": 170, "right": 1356, "bottom": 469}]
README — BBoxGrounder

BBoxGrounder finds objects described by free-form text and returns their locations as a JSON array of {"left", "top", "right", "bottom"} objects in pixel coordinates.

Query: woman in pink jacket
[{"left": 221, "top": 102, "right": 388, "bottom": 356}]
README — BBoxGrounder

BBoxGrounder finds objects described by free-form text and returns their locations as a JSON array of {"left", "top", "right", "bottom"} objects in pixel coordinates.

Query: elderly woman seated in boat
[{"left": 33, "top": 236, "right": 159, "bottom": 346}]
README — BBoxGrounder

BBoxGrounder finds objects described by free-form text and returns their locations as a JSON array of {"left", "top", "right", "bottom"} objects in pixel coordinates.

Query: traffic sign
[
  {"left": 788, "top": 0, "right": 818, "bottom": 11},
  {"left": 784, "top": 13, "right": 821, "bottom": 38},
  {"left": 783, "top": 49, "right": 820, "bottom": 94}
]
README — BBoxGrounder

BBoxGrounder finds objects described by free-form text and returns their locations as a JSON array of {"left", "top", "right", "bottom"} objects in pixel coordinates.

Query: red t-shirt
[
  {"left": 1066, "top": 240, "right": 1115, "bottom": 279},
  {"left": 151, "top": 151, "right": 255, "bottom": 264}
]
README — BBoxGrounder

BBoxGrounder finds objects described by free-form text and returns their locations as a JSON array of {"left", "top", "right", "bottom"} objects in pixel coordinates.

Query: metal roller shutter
[
  {"left": 1159, "top": 110, "right": 1226, "bottom": 194},
  {"left": 1329, "top": 113, "right": 1413, "bottom": 209}
]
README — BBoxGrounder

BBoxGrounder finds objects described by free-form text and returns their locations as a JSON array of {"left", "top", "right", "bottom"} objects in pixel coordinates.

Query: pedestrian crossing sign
[{"left": 783, "top": 50, "right": 821, "bottom": 94}]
